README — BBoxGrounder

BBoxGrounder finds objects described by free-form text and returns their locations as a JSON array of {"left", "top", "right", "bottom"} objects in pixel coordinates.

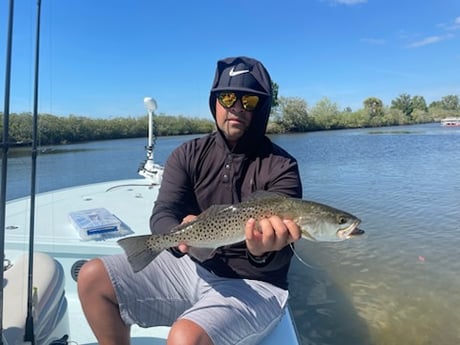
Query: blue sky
[{"left": 1, "top": 0, "right": 459, "bottom": 119}]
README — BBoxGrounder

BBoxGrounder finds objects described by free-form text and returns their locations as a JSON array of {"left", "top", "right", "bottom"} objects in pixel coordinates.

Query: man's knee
[
  {"left": 77, "top": 258, "right": 113, "bottom": 300},
  {"left": 167, "top": 319, "right": 213, "bottom": 345}
]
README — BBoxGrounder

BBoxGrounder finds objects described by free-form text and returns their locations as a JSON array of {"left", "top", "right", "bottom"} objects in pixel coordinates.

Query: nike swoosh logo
[{"left": 229, "top": 66, "right": 250, "bottom": 77}]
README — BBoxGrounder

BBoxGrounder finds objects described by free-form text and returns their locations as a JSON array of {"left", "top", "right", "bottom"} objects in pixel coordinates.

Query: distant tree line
[
  {"left": 1, "top": 91, "right": 459, "bottom": 146},
  {"left": 0, "top": 113, "right": 215, "bottom": 145},
  {"left": 268, "top": 93, "right": 460, "bottom": 133}
]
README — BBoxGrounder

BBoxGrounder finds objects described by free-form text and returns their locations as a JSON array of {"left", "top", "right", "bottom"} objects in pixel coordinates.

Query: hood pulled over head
[{"left": 209, "top": 56, "right": 273, "bottom": 153}]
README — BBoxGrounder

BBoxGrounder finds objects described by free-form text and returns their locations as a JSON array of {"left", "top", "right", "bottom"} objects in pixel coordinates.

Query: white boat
[
  {"left": 2, "top": 105, "right": 300, "bottom": 345},
  {"left": 1, "top": 2, "right": 300, "bottom": 342},
  {"left": 440, "top": 117, "right": 460, "bottom": 126}
]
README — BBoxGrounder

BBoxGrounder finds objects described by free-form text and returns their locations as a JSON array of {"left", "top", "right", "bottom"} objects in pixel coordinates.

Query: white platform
[{"left": 4, "top": 179, "right": 299, "bottom": 344}]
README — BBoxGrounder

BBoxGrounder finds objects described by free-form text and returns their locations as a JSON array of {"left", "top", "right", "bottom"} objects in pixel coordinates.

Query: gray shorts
[{"left": 101, "top": 250, "right": 289, "bottom": 345}]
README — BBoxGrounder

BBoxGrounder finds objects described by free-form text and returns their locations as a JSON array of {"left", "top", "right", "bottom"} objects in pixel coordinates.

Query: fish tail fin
[{"left": 117, "top": 235, "right": 161, "bottom": 273}]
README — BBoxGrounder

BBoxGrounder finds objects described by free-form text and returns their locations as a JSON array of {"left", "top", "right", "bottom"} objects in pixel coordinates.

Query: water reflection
[{"left": 288, "top": 254, "right": 373, "bottom": 344}]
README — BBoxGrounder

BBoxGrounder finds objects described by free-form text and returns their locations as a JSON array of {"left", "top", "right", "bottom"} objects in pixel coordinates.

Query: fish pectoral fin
[
  {"left": 300, "top": 230, "right": 317, "bottom": 241},
  {"left": 244, "top": 190, "right": 286, "bottom": 202},
  {"left": 117, "top": 235, "right": 161, "bottom": 273}
]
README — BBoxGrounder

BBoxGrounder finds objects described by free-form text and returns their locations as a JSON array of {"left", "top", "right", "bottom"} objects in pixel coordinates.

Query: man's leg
[
  {"left": 168, "top": 319, "right": 213, "bottom": 345},
  {"left": 175, "top": 272, "right": 289, "bottom": 345},
  {"left": 78, "top": 251, "right": 213, "bottom": 345},
  {"left": 78, "top": 251, "right": 286, "bottom": 345},
  {"left": 77, "top": 258, "right": 130, "bottom": 345}
]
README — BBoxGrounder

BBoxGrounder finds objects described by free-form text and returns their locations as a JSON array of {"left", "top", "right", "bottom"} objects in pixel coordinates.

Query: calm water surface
[{"left": 4, "top": 124, "right": 460, "bottom": 344}]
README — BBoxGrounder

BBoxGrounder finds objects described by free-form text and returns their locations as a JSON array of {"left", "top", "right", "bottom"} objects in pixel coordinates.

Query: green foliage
[
  {"left": 363, "top": 97, "right": 384, "bottom": 118},
  {"left": 1, "top": 92, "right": 458, "bottom": 145},
  {"left": 8, "top": 113, "right": 33, "bottom": 143},
  {"left": 338, "top": 109, "right": 368, "bottom": 128},
  {"left": 309, "top": 98, "right": 340, "bottom": 129},
  {"left": 0, "top": 112, "right": 214, "bottom": 145},
  {"left": 381, "top": 107, "right": 408, "bottom": 126},
  {"left": 427, "top": 97, "right": 459, "bottom": 120},
  {"left": 439, "top": 95, "right": 459, "bottom": 110},
  {"left": 411, "top": 109, "right": 432, "bottom": 124},
  {"left": 275, "top": 96, "right": 310, "bottom": 132},
  {"left": 270, "top": 92, "right": 455, "bottom": 131},
  {"left": 391, "top": 93, "right": 414, "bottom": 119},
  {"left": 271, "top": 81, "right": 279, "bottom": 108},
  {"left": 155, "top": 114, "right": 214, "bottom": 136},
  {"left": 412, "top": 95, "right": 428, "bottom": 112}
]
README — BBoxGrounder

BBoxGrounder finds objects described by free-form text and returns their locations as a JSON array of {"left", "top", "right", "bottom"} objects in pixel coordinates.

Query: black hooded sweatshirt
[{"left": 150, "top": 57, "right": 302, "bottom": 289}]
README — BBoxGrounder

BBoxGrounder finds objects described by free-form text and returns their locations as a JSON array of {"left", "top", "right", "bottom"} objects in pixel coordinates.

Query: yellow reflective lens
[
  {"left": 217, "top": 92, "right": 260, "bottom": 111},
  {"left": 218, "top": 92, "right": 238, "bottom": 108},
  {"left": 241, "top": 95, "right": 259, "bottom": 111}
]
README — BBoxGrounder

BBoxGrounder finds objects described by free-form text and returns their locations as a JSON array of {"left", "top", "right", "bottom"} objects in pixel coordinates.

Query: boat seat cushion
[{"left": 3, "top": 252, "right": 67, "bottom": 343}]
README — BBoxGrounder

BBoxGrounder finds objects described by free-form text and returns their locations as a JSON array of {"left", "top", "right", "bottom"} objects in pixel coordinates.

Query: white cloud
[
  {"left": 408, "top": 16, "right": 458, "bottom": 48},
  {"left": 407, "top": 34, "right": 454, "bottom": 48},
  {"left": 451, "top": 16, "right": 460, "bottom": 29},
  {"left": 438, "top": 16, "right": 460, "bottom": 31}
]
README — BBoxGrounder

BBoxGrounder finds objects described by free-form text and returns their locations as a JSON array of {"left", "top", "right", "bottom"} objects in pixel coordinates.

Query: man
[{"left": 78, "top": 56, "right": 303, "bottom": 345}]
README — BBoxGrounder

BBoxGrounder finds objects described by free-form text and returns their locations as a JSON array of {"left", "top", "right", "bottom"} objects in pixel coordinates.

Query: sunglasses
[{"left": 217, "top": 92, "right": 260, "bottom": 111}]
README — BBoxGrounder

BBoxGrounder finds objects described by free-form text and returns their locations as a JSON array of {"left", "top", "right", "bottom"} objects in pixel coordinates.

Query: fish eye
[{"left": 338, "top": 216, "right": 347, "bottom": 225}]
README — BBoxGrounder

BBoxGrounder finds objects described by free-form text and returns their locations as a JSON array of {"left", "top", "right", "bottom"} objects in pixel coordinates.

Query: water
[
  {"left": 3, "top": 124, "right": 460, "bottom": 344},
  {"left": 277, "top": 125, "right": 460, "bottom": 345},
  {"left": 4, "top": 135, "right": 202, "bottom": 201}
]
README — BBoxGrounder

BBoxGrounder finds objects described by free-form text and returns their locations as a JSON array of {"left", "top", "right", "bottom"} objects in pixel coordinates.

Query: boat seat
[{"left": 3, "top": 252, "right": 69, "bottom": 344}]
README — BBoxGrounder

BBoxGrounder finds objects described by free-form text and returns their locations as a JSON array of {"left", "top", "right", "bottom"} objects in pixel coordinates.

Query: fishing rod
[
  {"left": 24, "top": 0, "right": 42, "bottom": 343},
  {"left": 0, "top": 0, "right": 15, "bottom": 344}
]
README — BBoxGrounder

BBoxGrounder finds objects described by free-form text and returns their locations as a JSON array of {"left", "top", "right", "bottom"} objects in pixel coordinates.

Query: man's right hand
[{"left": 177, "top": 215, "right": 197, "bottom": 253}]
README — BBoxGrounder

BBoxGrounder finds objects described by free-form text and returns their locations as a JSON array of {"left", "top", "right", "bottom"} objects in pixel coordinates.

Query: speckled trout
[{"left": 118, "top": 192, "right": 362, "bottom": 272}]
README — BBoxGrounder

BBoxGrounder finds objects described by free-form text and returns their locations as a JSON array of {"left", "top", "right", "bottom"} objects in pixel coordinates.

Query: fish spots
[{"left": 118, "top": 192, "right": 362, "bottom": 272}]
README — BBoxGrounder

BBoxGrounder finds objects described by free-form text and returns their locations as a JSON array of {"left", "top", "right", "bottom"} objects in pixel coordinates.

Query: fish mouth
[{"left": 337, "top": 220, "right": 363, "bottom": 240}]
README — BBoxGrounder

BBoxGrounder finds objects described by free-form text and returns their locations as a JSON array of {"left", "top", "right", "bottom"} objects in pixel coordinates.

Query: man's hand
[
  {"left": 177, "top": 215, "right": 197, "bottom": 253},
  {"left": 245, "top": 216, "right": 301, "bottom": 257}
]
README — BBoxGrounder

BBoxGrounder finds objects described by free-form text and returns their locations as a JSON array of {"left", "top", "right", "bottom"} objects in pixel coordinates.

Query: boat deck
[{"left": 4, "top": 179, "right": 299, "bottom": 344}]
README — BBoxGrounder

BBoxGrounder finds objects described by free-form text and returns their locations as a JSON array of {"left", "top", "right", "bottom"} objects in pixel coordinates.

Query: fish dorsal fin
[
  {"left": 197, "top": 204, "right": 232, "bottom": 218},
  {"left": 244, "top": 190, "right": 286, "bottom": 202}
]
